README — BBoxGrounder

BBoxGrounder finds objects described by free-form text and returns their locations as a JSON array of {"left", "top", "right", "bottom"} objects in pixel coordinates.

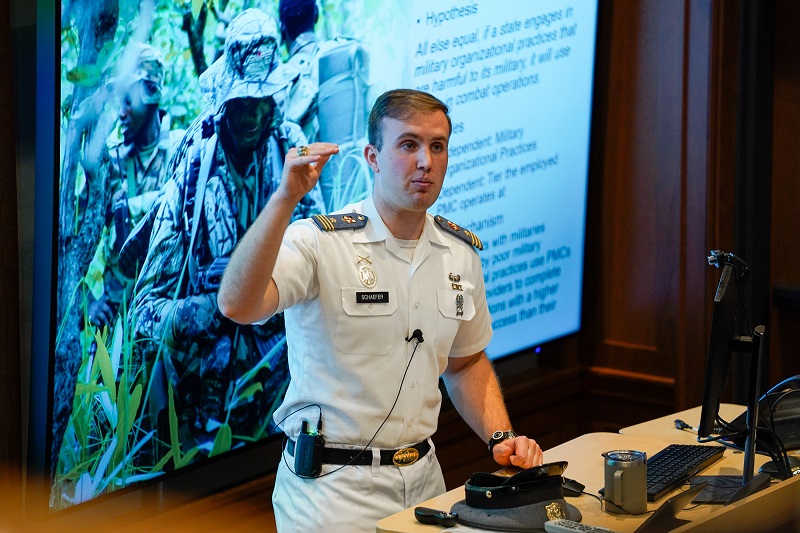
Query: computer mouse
[
  {"left": 757, "top": 455, "right": 800, "bottom": 478},
  {"left": 562, "top": 477, "right": 586, "bottom": 497}
]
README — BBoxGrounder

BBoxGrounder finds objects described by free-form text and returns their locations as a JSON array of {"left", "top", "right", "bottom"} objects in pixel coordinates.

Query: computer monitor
[
  {"left": 694, "top": 251, "right": 766, "bottom": 503},
  {"left": 698, "top": 259, "right": 747, "bottom": 438}
]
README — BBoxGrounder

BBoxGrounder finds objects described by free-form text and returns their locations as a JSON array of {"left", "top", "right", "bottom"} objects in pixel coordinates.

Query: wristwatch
[{"left": 487, "top": 430, "right": 518, "bottom": 451}]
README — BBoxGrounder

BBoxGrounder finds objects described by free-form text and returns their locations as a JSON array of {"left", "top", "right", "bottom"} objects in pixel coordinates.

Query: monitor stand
[
  {"left": 689, "top": 472, "right": 770, "bottom": 505},
  {"left": 692, "top": 325, "right": 766, "bottom": 505}
]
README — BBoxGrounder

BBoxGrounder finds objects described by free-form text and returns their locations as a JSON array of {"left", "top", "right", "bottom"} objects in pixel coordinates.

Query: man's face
[
  {"left": 118, "top": 82, "right": 155, "bottom": 145},
  {"left": 224, "top": 98, "right": 274, "bottom": 152},
  {"left": 365, "top": 110, "right": 450, "bottom": 216}
]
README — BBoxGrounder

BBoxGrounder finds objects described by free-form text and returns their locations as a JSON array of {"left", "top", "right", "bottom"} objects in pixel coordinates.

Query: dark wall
[
  {"left": 576, "top": 0, "right": 733, "bottom": 431},
  {"left": 0, "top": 0, "right": 23, "bottom": 516},
  {"left": 769, "top": 0, "right": 800, "bottom": 382},
  {"left": 574, "top": 0, "right": 799, "bottom": 436}
]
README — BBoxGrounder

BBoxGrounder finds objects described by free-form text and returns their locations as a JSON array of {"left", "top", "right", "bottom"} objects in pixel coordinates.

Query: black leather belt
[{"left": 286, "top": 438, "right": 430, "bottom": 466}]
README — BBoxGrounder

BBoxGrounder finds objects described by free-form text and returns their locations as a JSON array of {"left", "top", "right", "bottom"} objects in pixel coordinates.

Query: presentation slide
[
  {"left": 50, "top": 0, "right": 597, "bottom": 510},
  {"left": 359, "top": 1, "right": 598, "bottom": 357}
]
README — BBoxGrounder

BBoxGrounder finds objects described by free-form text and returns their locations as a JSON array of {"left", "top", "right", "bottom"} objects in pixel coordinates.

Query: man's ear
[{"left": 364, "top": 144, "right": 379, "bottom": 173}]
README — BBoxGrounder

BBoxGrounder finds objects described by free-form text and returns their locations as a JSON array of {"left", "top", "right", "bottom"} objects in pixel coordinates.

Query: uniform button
[
  {"left": 414, "top": 302, "right": 420, "bottom": 309},
  {"left": 369, "top": 304, "right": 374, "bottom": 309},
  {"left": 407, "top": 420, "right": 414, "bottom": 427},
  {"left": 411, "top": 380, "right": 418, "bottom": 388}
]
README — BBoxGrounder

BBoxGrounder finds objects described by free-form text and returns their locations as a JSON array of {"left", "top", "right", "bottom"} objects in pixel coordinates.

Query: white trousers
[{"left": 272, "top": 440, "right": 447, "bottom": 533}]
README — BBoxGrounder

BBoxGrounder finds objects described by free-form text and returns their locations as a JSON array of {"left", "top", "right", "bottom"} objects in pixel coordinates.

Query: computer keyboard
[
  {"left": 646, "top": 443, "right": 725, "bottom": 501},
  {"left": 544, "top": 519, "right": 618, "bottom": 533}
]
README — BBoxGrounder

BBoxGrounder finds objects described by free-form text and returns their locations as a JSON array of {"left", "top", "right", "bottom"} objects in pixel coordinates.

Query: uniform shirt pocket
[
  {"left": 436, "top": 290, "right": 476, "bottom": 321},
  {"left": 336, "top": 287, "right": 398, "bottom": 354},
  {"left": 435, "top": 290, "right": 476, "bottom": 357}
]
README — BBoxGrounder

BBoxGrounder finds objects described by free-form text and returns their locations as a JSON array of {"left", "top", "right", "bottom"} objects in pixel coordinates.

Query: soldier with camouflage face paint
[
  {"left": 83, "top": 43, "right": 183, "bottom": 332},
  {"left": 128, "top": 8, "right": 324, "bottom": 454}
]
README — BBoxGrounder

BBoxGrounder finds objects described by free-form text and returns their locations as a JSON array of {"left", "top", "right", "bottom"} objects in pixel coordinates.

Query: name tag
[{"left": 356, "top": 291, "right": 390, "bottom": 304}]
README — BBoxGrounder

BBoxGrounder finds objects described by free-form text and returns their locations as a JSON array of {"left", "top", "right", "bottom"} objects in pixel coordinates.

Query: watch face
[{"left": 492, "top": 431, "right": 505, "bottom": 440}]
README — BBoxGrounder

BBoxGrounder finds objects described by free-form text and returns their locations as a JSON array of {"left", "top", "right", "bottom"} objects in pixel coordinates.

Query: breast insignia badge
[
  {"left": 449, "top": 273, "right": 464, "bottom": 291},
  {"left": 359, "top": 265, "right": 376, "bottom": 288}
]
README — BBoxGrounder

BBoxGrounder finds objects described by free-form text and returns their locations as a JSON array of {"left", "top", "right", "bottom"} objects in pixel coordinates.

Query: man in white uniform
[{"left": 218, "top": 89, "right": 544, "bottom": 532}]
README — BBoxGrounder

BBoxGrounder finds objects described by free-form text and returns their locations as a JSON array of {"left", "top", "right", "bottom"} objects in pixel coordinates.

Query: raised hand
[{"left": 278, "top": 142, "right": 339, "bottom": 203}]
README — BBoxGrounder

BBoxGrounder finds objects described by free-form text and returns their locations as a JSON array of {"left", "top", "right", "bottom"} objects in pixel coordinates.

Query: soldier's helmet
[
  {"left": 110, "top": 42, "right": 165, "bottom": 105},
  {"left": 200, "top": 8, "right": 295, "bottom": 115}
]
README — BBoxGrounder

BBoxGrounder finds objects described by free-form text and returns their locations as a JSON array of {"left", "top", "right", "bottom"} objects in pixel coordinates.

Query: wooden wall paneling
[
  {"left": 681, "top": 0, "right": 713, "bottom": 412},
  {"left": 680, "top": 1, "right": 741, "bottom": 410},
  {"left": 602, "top": 2, "right": 684, "bottom": 376},
  {"left": 684, "top": 0, "right": 741, "bottom": 411},
  {"left": 582, "top": 366, "right": 674, "bottom": 433},
  {"left": 769, "top": 0, "right": 800, "bottom": 383},
  {"left": 500, "top": 367, "right": 582, "bottom": 451},
  {"left": 583, "top": 0, "right": 742, "bottom": 423},
  {"left": 588, "top": 2, "right": 689, "bottom": 416}
]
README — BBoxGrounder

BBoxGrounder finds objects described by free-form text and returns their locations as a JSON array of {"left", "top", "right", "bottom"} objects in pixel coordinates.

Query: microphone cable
[{"left": 282, "top": 330, "right": 425, "bottom": 478}]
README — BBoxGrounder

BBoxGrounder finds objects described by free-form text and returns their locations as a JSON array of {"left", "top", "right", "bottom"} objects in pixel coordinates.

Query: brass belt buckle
[{"left": 392, "top": 447, "right": 420, "bottom": 466}]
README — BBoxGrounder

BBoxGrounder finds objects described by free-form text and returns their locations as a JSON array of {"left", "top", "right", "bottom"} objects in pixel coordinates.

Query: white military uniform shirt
[
  {"left": 271, "top": 196, "right": 491, "bottom": 533},
  {"left": 271, "top": 196, "right": 492, "bottom": 445}
]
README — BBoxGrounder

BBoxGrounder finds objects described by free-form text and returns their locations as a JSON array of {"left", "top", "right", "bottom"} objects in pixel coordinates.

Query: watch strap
[{"left": 488, "top": 429, "right": 518, "bottom": 451}]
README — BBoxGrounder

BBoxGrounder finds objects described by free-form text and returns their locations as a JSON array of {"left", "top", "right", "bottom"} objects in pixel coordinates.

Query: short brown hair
[{"left": 367, "top": 89, "right": 452, "bottom": 151}]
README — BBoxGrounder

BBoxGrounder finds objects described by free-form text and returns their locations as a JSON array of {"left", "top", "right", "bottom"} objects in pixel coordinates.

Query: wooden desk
[
  {"left": 619, "top": 404, "right": 747, "bottom": 442},
  {"left": 376, "top": 405, "right": 800, "bottom": 533}
]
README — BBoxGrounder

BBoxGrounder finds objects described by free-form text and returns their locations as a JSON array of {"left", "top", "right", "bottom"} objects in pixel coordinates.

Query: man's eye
[
  {"left": 432, "top": 143, "right": 445, "bottom": 153},
  {"left": 401, "top": 142, "right": 416, "bottom": 150}
]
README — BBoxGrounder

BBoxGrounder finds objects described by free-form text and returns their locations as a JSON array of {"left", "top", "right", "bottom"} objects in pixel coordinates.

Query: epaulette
[
  {"left": 312, "top": 212, "right": 368, "bottom": 231},
  {"left": 434, "top": 215, "right": 483, "bottom": 251}
]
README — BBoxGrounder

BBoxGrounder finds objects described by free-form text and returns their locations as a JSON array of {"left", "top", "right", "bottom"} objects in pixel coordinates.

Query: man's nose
[{"left": 417, "top": 148, "right": 433, "bottom": 170}]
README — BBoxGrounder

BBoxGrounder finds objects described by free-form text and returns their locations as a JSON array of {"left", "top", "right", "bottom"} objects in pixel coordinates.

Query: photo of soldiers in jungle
[{"left": 55, "top": 0, "right": 372, "bottom": 509}]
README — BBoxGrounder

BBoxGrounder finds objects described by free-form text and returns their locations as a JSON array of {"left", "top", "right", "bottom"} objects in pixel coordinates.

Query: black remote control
[{"left": 414, "top": 507, "right": 458, "bottom": 527}]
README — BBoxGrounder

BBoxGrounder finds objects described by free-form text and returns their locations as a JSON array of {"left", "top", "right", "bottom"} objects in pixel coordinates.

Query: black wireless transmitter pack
[{"left": 294, "top": 419, "right": 324, "bottom": 477}]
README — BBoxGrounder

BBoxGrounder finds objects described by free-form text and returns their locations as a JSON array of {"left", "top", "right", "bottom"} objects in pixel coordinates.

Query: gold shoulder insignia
[
  {"left": 312, "top": 212, "right": 368, "bottom": 231},
  {"left": 434, "top": 215, "right": 483, "bottom": 251}
]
